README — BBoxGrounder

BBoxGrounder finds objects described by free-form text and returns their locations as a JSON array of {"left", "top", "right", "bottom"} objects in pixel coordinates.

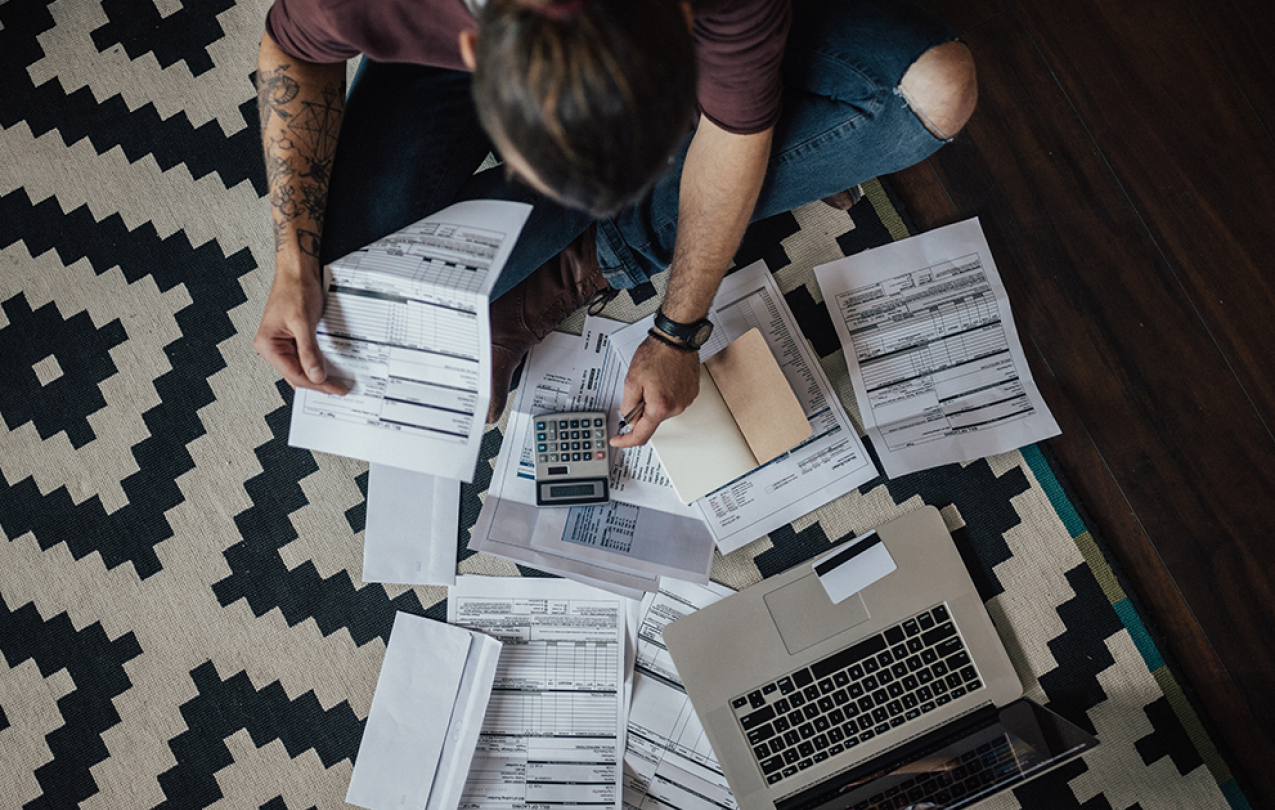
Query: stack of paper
[
  {"left": 290, "top": 199, "right": 532, "bottom": 483},
  {"left": 285, "top": 201, "right": 533, "bottom": 590},
  {"left": 469, "top": 329, "right": 717, "bottom": 598},
  {"left": 604, "top": 259, "right": 880, "bottom": 555},
  {"left": 449, "top": 577, "right": 640, "bottom": 810},
  {"left": 624, "top": 579, "right": 739, "bottom": 810}
]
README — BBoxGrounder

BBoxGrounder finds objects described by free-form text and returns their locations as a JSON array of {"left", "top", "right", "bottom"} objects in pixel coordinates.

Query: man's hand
[
  {"left": 609, "top": 337, "right": 700, "bottom": 447},
  {"left": 253, "top": 264, "right": 347, "bottom": 395}
]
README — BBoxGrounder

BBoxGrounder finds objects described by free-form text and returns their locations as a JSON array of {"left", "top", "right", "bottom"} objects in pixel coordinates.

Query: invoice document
[
  {"left": 624, "top": 579, "right": 738, "bottom": 810},
  {"left": 289, "top": 200, "right": 532, "bottom": 482},
  {"left": 608, "top": 260, "right": 879, "bottom": 555},
  {"left": 813, "top": 217, "right": 1060, "bottom": 478},
  {"left": 449, "top": 576, "right": 632, "bottom": 810}
]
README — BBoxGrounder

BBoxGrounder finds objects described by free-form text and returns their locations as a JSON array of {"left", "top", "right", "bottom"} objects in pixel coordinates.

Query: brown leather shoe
[
  {"left": 487, "top": 226, "right": 617, "bottom": 423},
  {"left": 821, "top": 184, "right": 865, "bottom": 211}
]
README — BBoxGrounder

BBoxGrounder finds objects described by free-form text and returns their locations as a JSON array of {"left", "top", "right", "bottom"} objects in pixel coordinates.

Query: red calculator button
[{"left": 595, "top": 451, "right": 606, "bottom": 460}]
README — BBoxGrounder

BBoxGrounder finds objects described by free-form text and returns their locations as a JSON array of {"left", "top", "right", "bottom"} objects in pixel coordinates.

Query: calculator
[{"left": 533, "top": 411, "right": 611, "bottom": 507}]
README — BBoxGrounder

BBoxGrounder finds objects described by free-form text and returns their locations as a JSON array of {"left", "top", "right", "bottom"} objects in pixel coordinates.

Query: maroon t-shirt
[{"left": 265, "top": 0, "right": 790, "bottom": 134}]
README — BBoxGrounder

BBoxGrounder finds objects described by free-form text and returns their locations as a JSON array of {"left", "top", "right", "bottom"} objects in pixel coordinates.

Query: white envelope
[{"left": 346, "top": 611, "right": 501, "bottom": 810}]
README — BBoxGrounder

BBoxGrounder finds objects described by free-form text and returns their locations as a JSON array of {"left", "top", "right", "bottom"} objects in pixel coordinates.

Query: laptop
[{"left": 663, "top": 506, "right": 1098, "bottom": 810}]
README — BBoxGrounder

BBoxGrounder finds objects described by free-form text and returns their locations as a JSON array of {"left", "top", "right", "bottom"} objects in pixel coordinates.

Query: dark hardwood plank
[
  {"left": 890, "top": 5, "right": 1275, "bottom": 805},
  {"left": 1015, "top": 0, "right": 1275, "bottom": 438},
  {"left": 989, "top": 0, "right": 1275, "bottom": 801},
  {"left": 1177, "top": 0, "right": 1275, "bottom": 142}
]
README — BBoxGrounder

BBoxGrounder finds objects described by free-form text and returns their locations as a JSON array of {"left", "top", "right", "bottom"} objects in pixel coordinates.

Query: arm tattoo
[
  {"left": 297, "top": 230, "right": 322, "bottom": 258},
  {"left": 257, "top": 65, "right": 299, "bottom": 132},
  {"left": 257, "top": 63, "right": 344, "bottom": 256}
]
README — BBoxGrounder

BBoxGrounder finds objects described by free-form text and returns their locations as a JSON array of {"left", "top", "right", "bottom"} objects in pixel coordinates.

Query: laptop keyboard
[
  {"left": 730, "top": 603, "right": 984, "bottom": 786},
  {"left": 850, "top": 734, "right": 1015, "bottom": 810}
]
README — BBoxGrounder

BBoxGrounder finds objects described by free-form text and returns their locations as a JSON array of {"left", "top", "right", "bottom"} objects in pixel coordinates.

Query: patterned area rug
[{"left": 0, "top": 1, "right": 1253, "bottom": 808}]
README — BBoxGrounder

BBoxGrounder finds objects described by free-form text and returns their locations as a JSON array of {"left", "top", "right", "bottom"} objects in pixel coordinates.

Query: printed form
[
  {"left": 625, "top": 579, "right": 738, "bottom": 810},
  {"left": 813, "top": 217, "right": 1060, "bottom": 478},
  {"left": 448, "top": 576, "right": 632, "bottom": 810},
  {"left": 608, "top": 260, "right": 879, "bottom": 555},
  {"left": 290, "top": 200, "right": 532, "bottom": 482}
]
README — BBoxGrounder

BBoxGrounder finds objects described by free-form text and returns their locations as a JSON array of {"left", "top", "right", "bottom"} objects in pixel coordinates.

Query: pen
[{"left": 617, "top": 402, "right": 645, "bottom": 435}]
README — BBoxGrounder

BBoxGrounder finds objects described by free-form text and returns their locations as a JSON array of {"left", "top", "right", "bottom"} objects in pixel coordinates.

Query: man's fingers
[
  {"left": 294, "top": 330, "right": 329, "bottom": 385},
  {"left": 617, "top": 377, "right": 645, "bottom": 419},
  {"left": 610, "top": 412, "right": 660, "bottom": 448},
  {"left": 610, "top": 397, "right": 674, "bottom": 448},
  {"left": 291, "top": 328, "right": 348, "bottom": 394},
  {"left": 256, "top": 332, "right": 348, "bottom": 396}
]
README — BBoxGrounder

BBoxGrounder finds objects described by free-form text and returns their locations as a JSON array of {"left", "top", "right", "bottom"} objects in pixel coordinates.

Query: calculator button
[
  {"left": 571, "top": 442, "right": 579, "bottom": 450},
  {"left": 572, "top": 453, "right": 582, "bottom": 461},
  {"left": 595, "top": 429, "right": 604, "bottom": 439},
  {"left": 537, "top": 444, "right": 547, "bottom": 452},
  {"left": 571, "top": 431, "right": 580, "bottom": 439},
  {"left": 583, "top": 441, "right": 592, "bottom": 450},
  {"left": 595, "top": 451, "right": 606, "bottom": 460},
  {"left": 549, "top": 454, "right": 558, "bottom": 462},
  {"left": 537, "top": 432, "right": 546, "bottom": 441},
  {"left": 570, "top": 420, "right": 580, "bottom": 428},
  {"left": 538, "top": 455, "right": 548, "bottom": 463},
  {"left": 594, "top": 418, "right": 603, "bottom": 427},
  {"left": 536, "top": 421, "right": 546, "bottom": 430}
]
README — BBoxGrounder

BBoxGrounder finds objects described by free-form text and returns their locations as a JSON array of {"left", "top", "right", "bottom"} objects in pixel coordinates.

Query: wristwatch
[{"left": 653, "top": 308, "right": 714, "bottom": 351}]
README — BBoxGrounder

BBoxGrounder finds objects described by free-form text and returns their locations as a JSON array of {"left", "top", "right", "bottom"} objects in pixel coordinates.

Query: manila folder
[{"left": 706, "top": 328, "right": 810, "bottom": 465}]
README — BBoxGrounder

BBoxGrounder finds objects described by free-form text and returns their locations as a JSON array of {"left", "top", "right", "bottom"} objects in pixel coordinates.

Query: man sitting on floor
[{"left": 251, "top": 0, "right": 976, "bottom": 448}]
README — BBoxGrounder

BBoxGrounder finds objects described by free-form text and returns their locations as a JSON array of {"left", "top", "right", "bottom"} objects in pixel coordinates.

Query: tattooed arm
[{"left": 252, "top": 31, "right": 349, "bottom": 395}]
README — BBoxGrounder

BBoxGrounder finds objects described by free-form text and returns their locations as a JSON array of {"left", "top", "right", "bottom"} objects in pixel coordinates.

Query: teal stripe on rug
[
  {"left": 1222, "top": 779, "right": 1254, "bottom": 810},
  {"left": 1022, "top": 442, "right": 1255, "bottom": 808},
  {"left": 1020, "top": 444, "right": 1087, "bottom": 537},
  {"left": 1113, "top": 598, "right": 1166, "bottom": 671}
]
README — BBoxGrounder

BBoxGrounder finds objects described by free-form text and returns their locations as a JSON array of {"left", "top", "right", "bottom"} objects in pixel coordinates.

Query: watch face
[{"left": 692, "top": 321, "right": 714, "bottom": 346}]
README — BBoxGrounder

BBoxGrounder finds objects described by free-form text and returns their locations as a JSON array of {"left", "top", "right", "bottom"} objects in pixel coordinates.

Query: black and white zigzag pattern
[{"left": 0, "top": 1, "right": 1240, "bottom": 808}]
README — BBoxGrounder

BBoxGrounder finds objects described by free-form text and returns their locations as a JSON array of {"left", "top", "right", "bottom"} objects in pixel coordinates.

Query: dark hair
[{"left": 472, "top": 0, "right": 698, "bottom": 217}]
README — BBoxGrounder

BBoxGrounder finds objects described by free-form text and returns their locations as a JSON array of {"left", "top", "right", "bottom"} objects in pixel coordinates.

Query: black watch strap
[
  {"left": 653, "top": 308, "right": 714, "bottom": 350},
  {"left": 647, "top": 328, "right": 699, "bottom": 353}
]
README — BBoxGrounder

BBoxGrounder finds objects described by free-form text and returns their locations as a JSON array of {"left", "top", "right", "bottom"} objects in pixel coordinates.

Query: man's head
[{"left": 464, "top": 0, "right": 698, "bottom": 217}]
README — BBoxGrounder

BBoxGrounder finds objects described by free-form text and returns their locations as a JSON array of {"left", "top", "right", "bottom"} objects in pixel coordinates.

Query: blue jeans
[{"left": 320, "top": 0, "right": 957, "bottom": 298}]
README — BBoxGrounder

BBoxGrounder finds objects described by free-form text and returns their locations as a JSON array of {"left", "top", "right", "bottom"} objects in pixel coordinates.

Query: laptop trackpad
[{"left": 764, "top": 573, "right": 871, "bottom": 656}]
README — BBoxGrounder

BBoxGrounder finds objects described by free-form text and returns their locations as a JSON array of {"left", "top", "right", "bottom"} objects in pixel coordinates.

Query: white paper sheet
[
  {"left": 448, "top": 576, "right": 634, "bottom": 810},
  {"left": 813, "top": 217, "right": 1061, "bottom": 478},
  {"left": 290, "top": 200, "right": 532, "bottom": 483},
  {"left": 608, "top": 260, "right": 879, "bottom": 554},
  {"left": 624, "top": 579, "right": 738, "bottom": 810},
  {"left": 469, "top": 331, "right": 715, "bottom": 594},
  {"left": 346, "top": 611, "right": 501, "bottom": 810},
  {"left": 362, "top": 464, "right": 460, "bottom": 586}
]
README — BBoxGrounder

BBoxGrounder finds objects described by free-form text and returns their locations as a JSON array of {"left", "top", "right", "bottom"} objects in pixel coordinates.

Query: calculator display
[{"left": 550, "top": 484, "right": 598, "bottom": 498}]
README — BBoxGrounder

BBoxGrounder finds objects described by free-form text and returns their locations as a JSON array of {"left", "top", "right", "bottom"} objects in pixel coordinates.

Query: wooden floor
[{"left": 886, "top": 0, "right": 1275, "bottom": 804}]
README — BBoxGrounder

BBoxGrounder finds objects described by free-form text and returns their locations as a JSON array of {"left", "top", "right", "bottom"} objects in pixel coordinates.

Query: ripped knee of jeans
[{"left": 896, "top": 40, "right": 978, "bottom": 142}]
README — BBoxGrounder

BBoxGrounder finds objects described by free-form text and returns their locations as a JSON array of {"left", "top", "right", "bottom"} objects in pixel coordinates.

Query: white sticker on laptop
[{"left": 813, "top": 530, "right": 897, "bottom": 604}]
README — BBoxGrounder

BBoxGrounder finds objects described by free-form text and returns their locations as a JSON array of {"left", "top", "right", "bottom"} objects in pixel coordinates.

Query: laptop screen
[{"left": 776, "top": 699, "right": 1098, "bottom": 810}]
